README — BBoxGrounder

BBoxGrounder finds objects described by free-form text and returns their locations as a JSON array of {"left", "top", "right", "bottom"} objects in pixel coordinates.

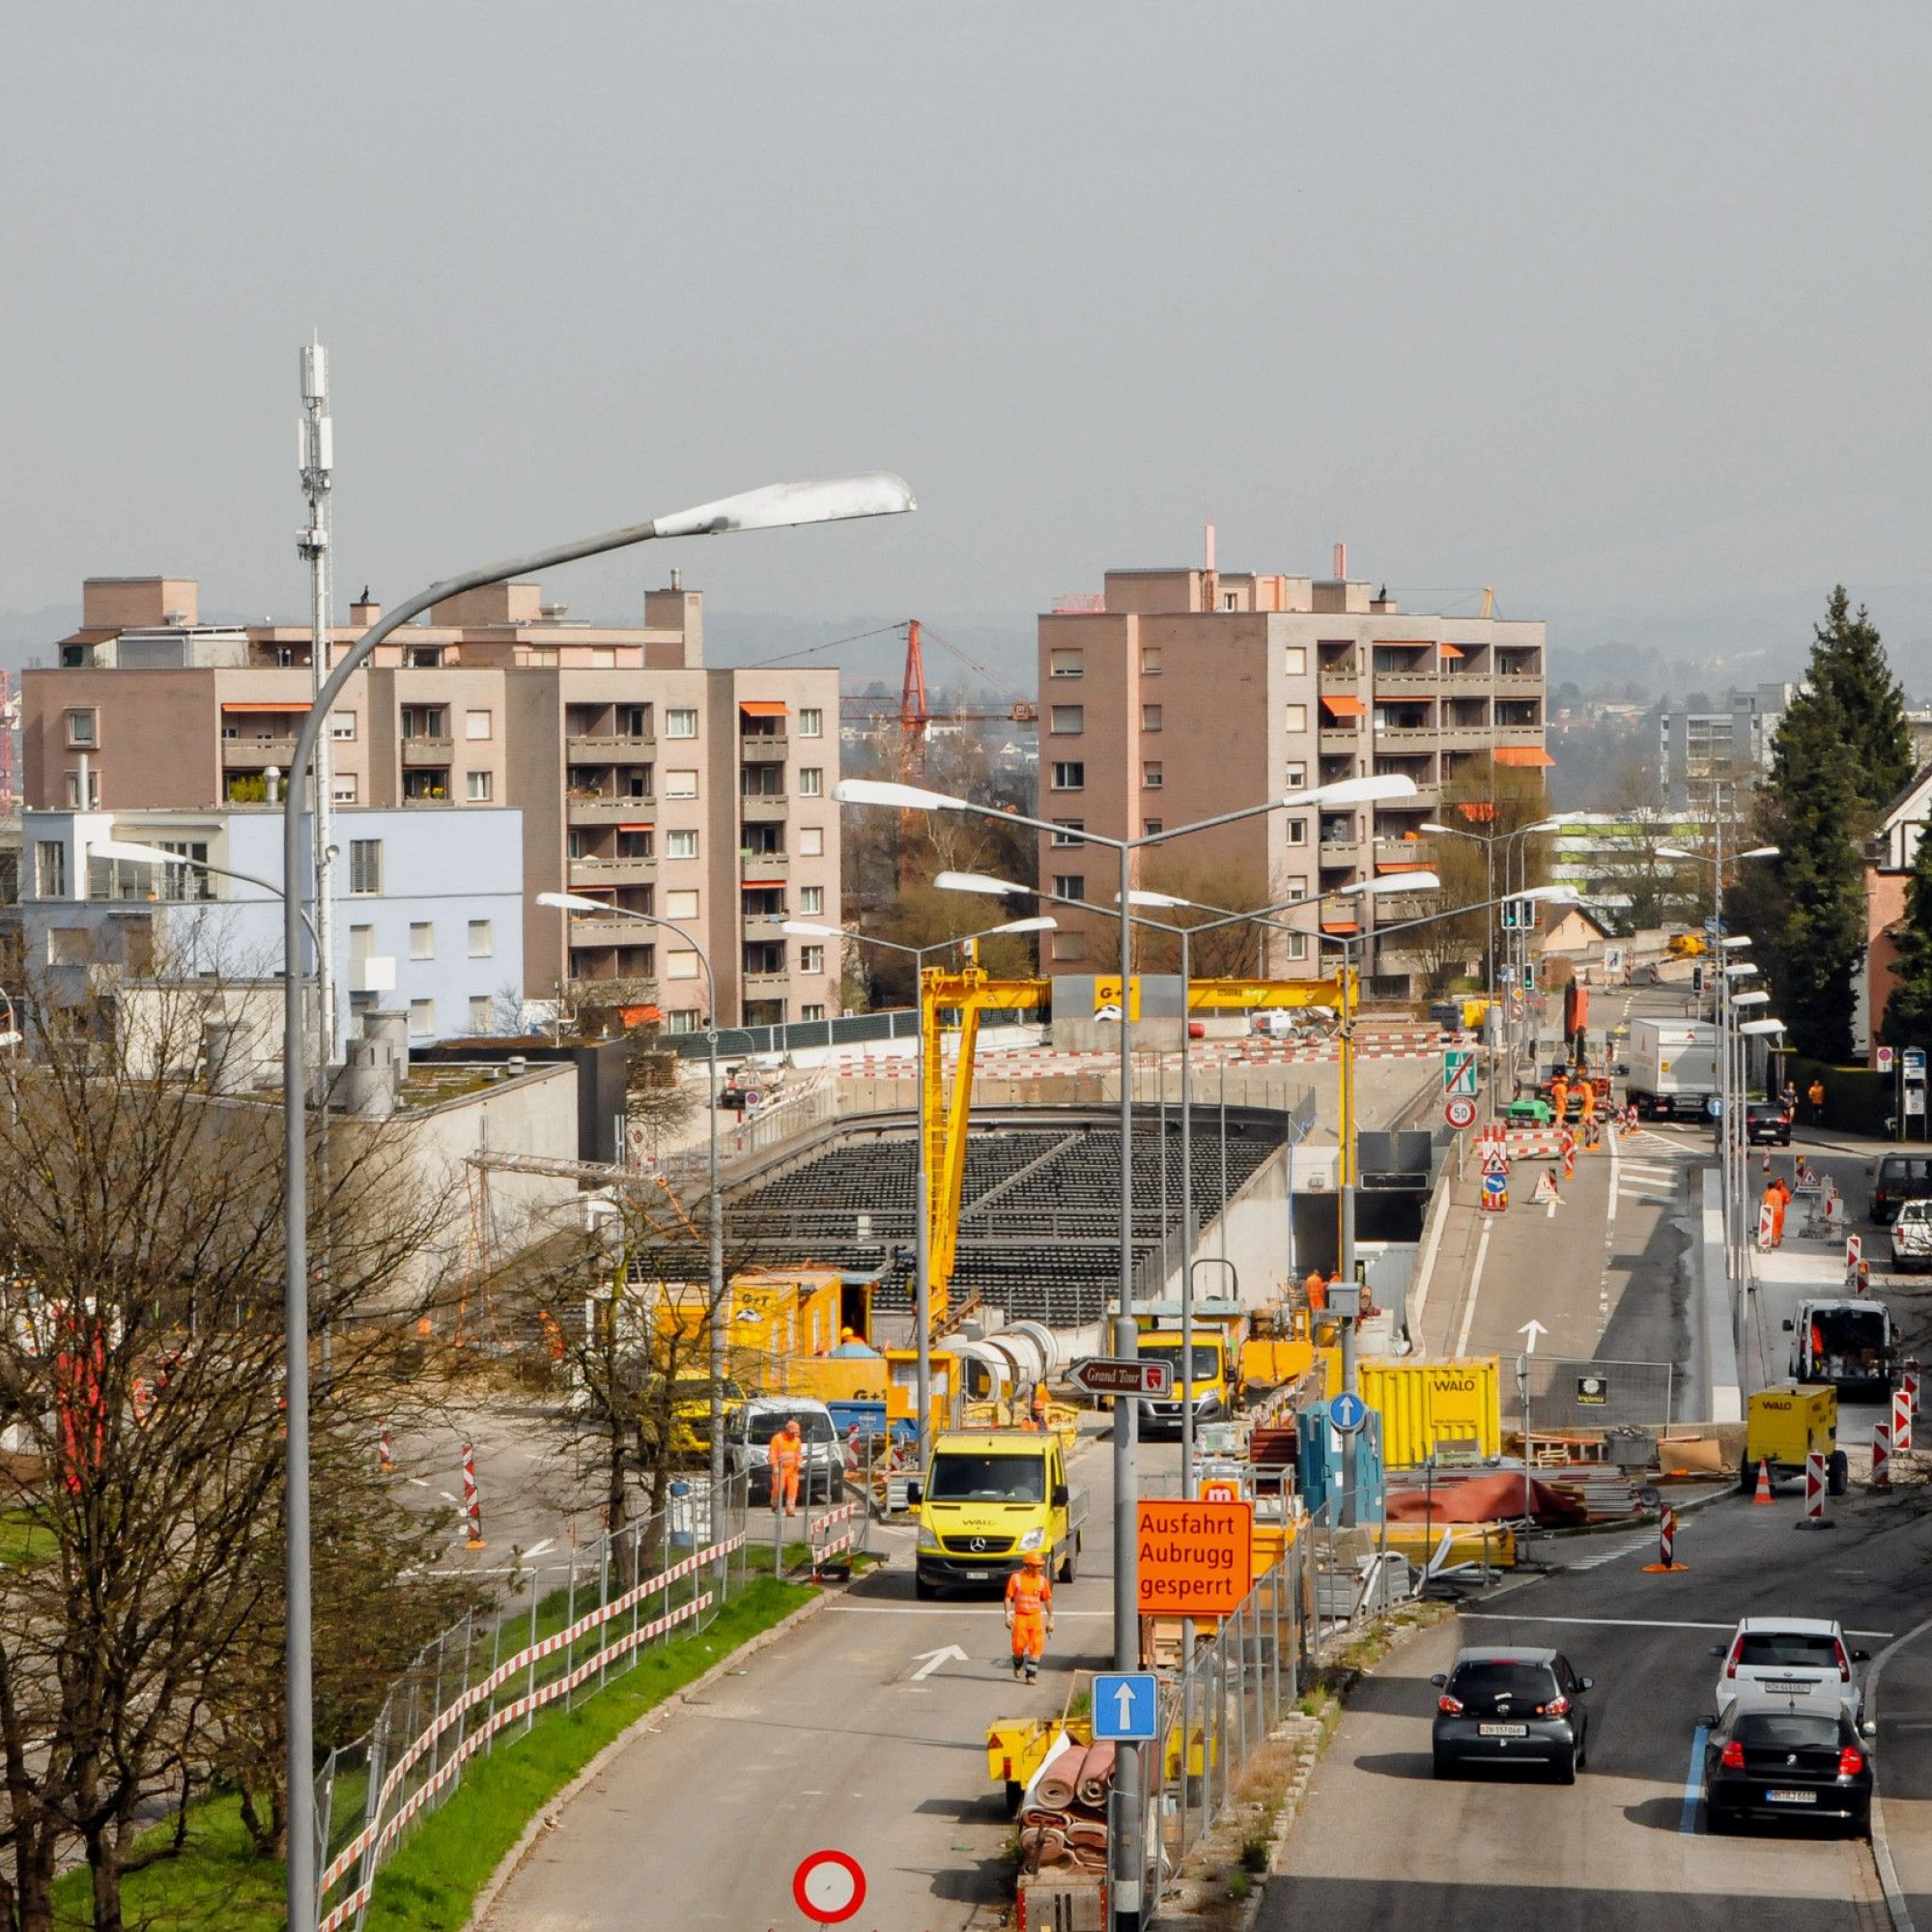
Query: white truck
[{"left": 1625, "top": 1018, "right": 1719, "bottom": 1122}]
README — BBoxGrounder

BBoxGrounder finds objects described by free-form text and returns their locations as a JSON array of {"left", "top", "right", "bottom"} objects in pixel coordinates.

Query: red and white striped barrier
[
  {"left": 1796, "top": 1450, "right": 1832, "bottom": 1529},
  {"left": 316, "top": 1531, "right": 746, "bottom": 1927},
  {"left": 810, "top": 1497, "right": 865, "bottom": 1577},
  {"left": 461, "top": 1442, "right": 484, "bottom": 1549},
  {"left": 1643, "top": 1503, "right": 1687, "bottom": 1571},
  {"left": 1904, "top": 1362, "right": 1921, "bottom": 1417},
  {"left": 1895, "top": 1384, "right": 1915, "bottom": 1456},
  {"left": 1873, "top": 1419, "right": 1892, "bottom": 1491}
]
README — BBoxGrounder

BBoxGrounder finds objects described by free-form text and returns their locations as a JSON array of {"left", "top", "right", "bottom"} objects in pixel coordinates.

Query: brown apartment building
[
  {"left": 1035, "top": 562, "right": 1548, "bottom": 990},
  {"left": 25, "top": 577, "right": 842, "bottom": 1031}
]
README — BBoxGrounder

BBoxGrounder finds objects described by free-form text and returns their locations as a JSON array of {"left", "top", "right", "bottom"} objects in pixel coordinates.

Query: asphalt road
[
  {"left": 475, "top": 1418, "right": 1168, "bottom": 1932},
  {"left": 1263, "top": 1483, "right": 1932, "bottom": 1931}
]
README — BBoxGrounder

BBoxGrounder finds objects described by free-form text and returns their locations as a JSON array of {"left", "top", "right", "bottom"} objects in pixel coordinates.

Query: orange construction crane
[{"left": 839, "top": 620, "right": 1037, "bottom": 785}]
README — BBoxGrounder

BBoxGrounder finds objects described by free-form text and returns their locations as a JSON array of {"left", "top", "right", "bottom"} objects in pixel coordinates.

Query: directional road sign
[
  {"left": 1327, "top": 1391, "right": 1368, "bottom": 1434},
  {"left": 1093, "top": 1671, "right": 1159, "bottom": 1742},
  {"left": 1443, "top": 1048, "right": 1478, "bottom": 1096},
  {"left": 1068, "top": 1355, "right": 1172, "bottom": 1399}
]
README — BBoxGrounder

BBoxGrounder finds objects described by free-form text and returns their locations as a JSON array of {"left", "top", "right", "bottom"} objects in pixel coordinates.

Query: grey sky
[{"left": 5, "top": 4, "right": 1930, "bottom": 670}]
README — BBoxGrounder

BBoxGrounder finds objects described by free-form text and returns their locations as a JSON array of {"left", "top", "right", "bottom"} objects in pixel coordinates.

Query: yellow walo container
[{"left": 1358, "top": 1357, "right": 1502, "bottom": 1468}]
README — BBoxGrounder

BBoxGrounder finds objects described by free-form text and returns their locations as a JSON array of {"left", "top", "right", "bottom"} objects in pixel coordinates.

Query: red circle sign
[
  {"left": 1444, "top": 1096, "right": 1478, "bottom": 1130},
  {"left": 793, "top": 1850, "right": 867, "bottom": 1925}
]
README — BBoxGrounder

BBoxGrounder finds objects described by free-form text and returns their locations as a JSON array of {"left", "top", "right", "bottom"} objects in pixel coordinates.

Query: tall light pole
[
  {"left": 780, "top": 913, "right": 1056, "bottom": 1465},
  {"left": 275, "top": 472, "right": 912, "bottom": 1932},
  {"left": 838, "top": 769, "right": 1416, "bottom": 1932}
]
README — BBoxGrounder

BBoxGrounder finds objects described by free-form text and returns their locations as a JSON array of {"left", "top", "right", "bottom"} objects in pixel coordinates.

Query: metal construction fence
[
  {"left": 664, "top": 1006, "right": 1032, "bottom": 1059},
  {"left": 311, "top": 1473, "right": 864, "bottom": 1932},
  {"left": 1525, "top": 1355, "right": 1674, "bottom": 1432}
]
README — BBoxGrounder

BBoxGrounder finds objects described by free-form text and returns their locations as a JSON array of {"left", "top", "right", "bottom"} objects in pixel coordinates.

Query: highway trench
[{"left": 474, "top": 1416, "right": 1175, "bottom": 1932}]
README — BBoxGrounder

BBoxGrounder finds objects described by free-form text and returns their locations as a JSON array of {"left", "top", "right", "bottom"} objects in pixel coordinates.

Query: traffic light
[
  {"left": 1501, "top": 898, "right": 1538, "bottom": 932},
  {"left": 1521, "top": 961, "right": 1537, "bottom": 994},
  {"left": 1691, "top": 964, "right": 1706, "bottom": 994}
]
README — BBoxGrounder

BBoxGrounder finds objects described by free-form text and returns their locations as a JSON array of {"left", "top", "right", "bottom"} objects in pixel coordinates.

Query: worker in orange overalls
[
  {"left": 1578, "top": 1082, "right": 1597, "bottom": 1135},
  {"left": 767, "top": 1416, "right": 805, "bottom": 1517},
  {"left": 1769, "top": 1175, "right": 1791, "bottom": 1248},
  {"left": 1550, "top": 1074, "right": 1570, "bottom": 1124},
  {"left": 1005, "top": 1549, "right": 1055, "bottom": 1683},
  {"left": 1030, "top": 1381, "right": 1050, "bottom": 1432},
  {"left": 1304, "top": 1268, "right": 1328, "bottom": 1314}
]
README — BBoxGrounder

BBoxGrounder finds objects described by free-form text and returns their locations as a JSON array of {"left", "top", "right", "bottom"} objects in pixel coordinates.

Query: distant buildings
[
  {"left": 1659, "top": 683, "right": 1796, "bottom": 810},
  {"left": 1033, "top": 558, "right": 1548, "bottom": 993}
]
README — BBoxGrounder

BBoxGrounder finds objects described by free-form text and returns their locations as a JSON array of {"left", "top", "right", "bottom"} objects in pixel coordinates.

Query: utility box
[
  {"left": 1359, "top": 1357, "right": 1502, "bottom": 1467},
  {"left": 1296, "top": 1406, "right": 1386, "bottom": 1521},
  {"left": 1742, "top": 1383, "right": 1838, "bottom": 1490}
]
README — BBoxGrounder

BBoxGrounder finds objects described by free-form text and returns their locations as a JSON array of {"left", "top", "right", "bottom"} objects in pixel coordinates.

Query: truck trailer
[{"left": 1624, "top": 1018, "right": 1719, "bottom": 1121}]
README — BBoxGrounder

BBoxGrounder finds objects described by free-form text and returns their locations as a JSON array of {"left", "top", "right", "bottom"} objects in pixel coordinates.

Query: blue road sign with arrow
[
  {"left": 1094, "top": 1672, "right": 1158, "bottom": 1742},
  {"left": 1328, "top": 1392, "right": 1368, "bottom": 1434}
]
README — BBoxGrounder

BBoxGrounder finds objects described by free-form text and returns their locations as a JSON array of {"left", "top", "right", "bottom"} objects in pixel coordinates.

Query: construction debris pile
[{"left": 1019, "top": 1738, "right": 1116, "bottom": 1874}]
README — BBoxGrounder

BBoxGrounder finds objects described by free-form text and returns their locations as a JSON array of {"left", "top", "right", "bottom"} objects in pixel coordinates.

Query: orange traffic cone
[{"left": 1753, "top": 1458, "right": 1774, "bottom": 1504}]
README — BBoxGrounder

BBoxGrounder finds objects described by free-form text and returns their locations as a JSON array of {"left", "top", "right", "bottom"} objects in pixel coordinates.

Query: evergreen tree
[
  {"left": 1881, "top": 825, "right": 1932, "bottom": 1054},
  {"left": 1811, "top": 585, "right": 1913, "bottom": 809}
]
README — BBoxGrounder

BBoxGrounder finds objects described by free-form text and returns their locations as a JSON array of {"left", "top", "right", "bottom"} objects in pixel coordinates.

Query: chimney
[
  {"left": 1333, "top": 538, "right": 1347, "bottom": 580},
  {"left": 350, "top": 587, "right": 382, "bottom": 627}
]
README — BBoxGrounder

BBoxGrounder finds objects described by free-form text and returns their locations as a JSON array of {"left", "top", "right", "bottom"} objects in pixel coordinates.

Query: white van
[{"left": 721, "top": 1397, "right": 845, "bottom": 1507}]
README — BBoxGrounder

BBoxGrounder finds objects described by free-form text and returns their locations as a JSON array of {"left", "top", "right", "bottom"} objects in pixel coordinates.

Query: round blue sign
[
  {"left": 1328, "top": 1392, "right": 1367, "bottom": 1434},
  {"left": 1481, "top": 1170, "right": 1507, "bottom": 1199},
  {"left": 1706, "top": 1096, "right": 1721, "bottom": 1118}
]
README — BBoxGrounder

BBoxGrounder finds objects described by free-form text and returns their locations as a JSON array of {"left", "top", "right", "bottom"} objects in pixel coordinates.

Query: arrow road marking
[
  {"left": 1520, "top": 1319, "right": 1548, "bottom": 1355},
  {"left": 1114, "top": 1681, "right": 1138, "bottom": 1728},
  {"left": 911, "top": 1644, "right": 969, "bottom": 1682}
]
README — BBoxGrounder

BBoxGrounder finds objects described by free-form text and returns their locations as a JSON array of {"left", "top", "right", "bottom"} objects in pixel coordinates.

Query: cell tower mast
[{"left": 298, "top": 339, "right": 337, "bottom": 1066}]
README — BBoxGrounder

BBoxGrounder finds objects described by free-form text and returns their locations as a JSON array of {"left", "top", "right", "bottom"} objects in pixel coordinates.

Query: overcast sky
[{"left": 4, "top": 4, "right": 1929, "bottom": 668}]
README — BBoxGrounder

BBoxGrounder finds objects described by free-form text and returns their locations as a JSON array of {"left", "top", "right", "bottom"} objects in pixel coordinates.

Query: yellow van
[{"left": 911, "top": 1428, "right": 1087, "bottom": 1599}]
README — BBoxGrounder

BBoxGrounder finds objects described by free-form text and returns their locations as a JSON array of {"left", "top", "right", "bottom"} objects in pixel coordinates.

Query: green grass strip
[{"left": 50, "top": 1577, "right": 811, "bottom": 1932}]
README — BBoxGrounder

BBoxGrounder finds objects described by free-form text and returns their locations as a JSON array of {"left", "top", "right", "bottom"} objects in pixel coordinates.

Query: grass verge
[{"left": 49, "top": 1577, "right": 811, "bottom": 1932}]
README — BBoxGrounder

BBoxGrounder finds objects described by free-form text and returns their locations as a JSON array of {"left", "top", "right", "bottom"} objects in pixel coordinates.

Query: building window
[
  {"left": 466, "top": 770, "right": 494, "bottom": 802},
  {"left": 666, "top": 949, "right": 700, "bottom": 981},
  {"left": 1142, "top": 762, "right": 1163, "bottom": 789},
  {"left": 1288, "top": 932, "right": 1308, "bottom": 961},
  {"left": 460, "top": 921, "right": 490, "bottom": 959},
  {"left": 666, "top": 708, "right": 698, "bottom": 738},
  {"left": 63, "top": 769, "right": 100, "bottom": 809},
  {"left": 1051, "top": 762, "right": 1085, "bottom": 791},
  {"left": 47, "top": 927, "right": 89, "bottom": 966},
  {"left": 1283, "top": 645, "right": 1307, "bottom": 676},
  {"left": 801, "top": 1003, "right": 827, "bottom": 1022},
  {"left": 1141, "top": 647, "right": 1163, "bottom": 676},
  {"left": 1284, "top": 702, "right": 1309, "bottom": 732},
  {"left": 666, "top": 769, "right": 698, "bottom": 798},
  {"left": 1287, "top": 819, "right": 1307, "bottom": 846},
  {"left": 469, "top": 996, "right": 494, "bottom": 1032},
  {"left": 1049, "top": 705, "right": 1084, "bottom": 734},
  {"left": 329, "top": 712, "right": 356, "bottom": 740},
  {"left": 799, "top": 826, "right": 825, "bottom": 857},
  {"left": 666, "top": 889, "right": 699, "bottom": 919},
  {"left": 1141, "top": 705, "right": 1162, "bottom": 732},
  {"left": 668, "top": 830, "right": 699, "bottom": 860},
  {"left": 465, "top": 709, "right": 493, "bottom": 741},
  {"left": 1051, "top": 819, "right": 1084, "bottom": 846},
  {"left": 621, "top": 704, "right": 651, "bottom": 736},
  {"left": 1049, "top": 931, "right": 1088, "bottom": 963},
  {"left": 1052, "top": 875, "right": 1085, "bottom": 902},
  {"left": 400, "top": 705, "right": 448, "bottom": 740},
  {"left": 409, "top": 998, "right": 436, "bottom": 1037},
  {"left": 799, "top": 885, "right": 824, "bottom": 916},
  {"left": 350, "top": 839, "right": 383, "bottom": 895},
  {"left": 1285, "top": 761, "right": 1307, "bottom": 790},
  {"left": 410, "top": 923, "right": 435, "bottom": 960},
  {"left": 1049, "top": 648, "right": 1084, "bottom": 679},
  {"left": 350, "top": 924, "right": 375, "bottom": 960},
  {"left": 799, "top": 767, "right": 824, "bottom": 797},
  {"left": 616, "top": 829, "right": 652, "bottom": 858},
  {"left": 65, "top": 709, "right": 97, "bottom": 748},
  {"left": 800, "top": 944, "right": 825, "bottom": 974},
  {"left": 156, "top": 840, "right": 213, "bottom": 901},
  {"left": 798, "top": 707, "right": 823, "bottom": 737},
  {"left": 332, "top": 776, "right": 358, "bottom": 804},
  {"left": 35, "top": 841, "right": 67, "bottom": 898}
]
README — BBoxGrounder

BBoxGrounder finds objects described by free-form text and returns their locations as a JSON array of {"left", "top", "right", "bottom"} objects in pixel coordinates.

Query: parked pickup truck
[
  {"left": 1891, "top": 1199, "right": 1932, "bottom": 1271},
  {"left": 910, "top": 1428, "right": 1087, "bottom": 1598}
]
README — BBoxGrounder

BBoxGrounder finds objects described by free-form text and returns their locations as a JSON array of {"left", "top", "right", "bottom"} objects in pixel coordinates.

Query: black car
[
  {"left": 1703, "top": 1703, "right": 1874, "bottom": 1834},
  {"left": 1745, "top": 1102, "right": 1793, "bottom": 1147},
  {"left": 1430, "top": 1647, "right": 1592, "bottom": 1782}
]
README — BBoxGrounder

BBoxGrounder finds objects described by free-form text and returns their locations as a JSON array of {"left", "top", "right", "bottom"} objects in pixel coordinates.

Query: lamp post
[
  {"left": 838, "top": 769, "right": 1416, "bottom": 1932},
  {"left": 273, "top": 472, "right": 912, "bottom": 1932},
  {"left": 779, "top": 912, "right": 1057, "bottom": 1467}
]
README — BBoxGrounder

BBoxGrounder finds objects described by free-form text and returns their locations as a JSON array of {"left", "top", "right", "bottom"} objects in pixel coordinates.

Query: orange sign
[
  {"left": 1137, "top": 1499, "right": 1253, "bottom": 1617},
  {"left": 1200, "top": 1479, "right": 1239, "bottom": 1504}
]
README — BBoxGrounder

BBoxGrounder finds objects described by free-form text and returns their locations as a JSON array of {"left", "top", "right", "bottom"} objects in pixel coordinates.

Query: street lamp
[
  {"left": 840, "top": 767, "right": 1415, "bottom": 1932},
  {"left": 779, "top": 912, "right": 1056, "bottom": 1466},
  {"left": 277, "top": 472, "right": 912, "bottom": 1932}
]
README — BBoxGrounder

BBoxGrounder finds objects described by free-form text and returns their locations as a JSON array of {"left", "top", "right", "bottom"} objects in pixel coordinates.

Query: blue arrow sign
[
  {"left": 1094, "top": 1671, "right": 1158, "bottom": 1742},
  {"left": 1328, "top": 1392, "right": 1368, "bottom": 1434}
]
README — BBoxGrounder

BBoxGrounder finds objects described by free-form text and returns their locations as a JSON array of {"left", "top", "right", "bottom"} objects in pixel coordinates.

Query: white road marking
[
  {"left": 1453, "top": 1219, "right": 1493, "bottom": 1357},
  {"left": 911, "top": 1643, "right": 969, "bottom": 1681},
  {"left": 1607, "top": 1127, "right": 1619, "bottom": 1224},
  {"left": 523, "top": 1538, "right": 555, "bottom": 1560},
  {"left": 1556, "top": 1533, "right": 1653, "bottom": 1572}
]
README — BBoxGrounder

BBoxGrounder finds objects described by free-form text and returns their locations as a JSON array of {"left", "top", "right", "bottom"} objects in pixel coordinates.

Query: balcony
[
  {"left": 741, "top": 913, "right": 788, "bottom": 941},
  {"left": 567, "top": 793, "right": 657, "bottom": 825},
  {"left": 740, "top": 732, "right": 788, "bottom": 760},
  {"left": 1371, "top": 671, "right": 1443, "bottom": 695},
  {"left": 739, "top": 850, "right": 789, "bottom": 876},
  {"left": 221, "top": 735, "right": 298, "bottom": 770},
  {"left": 569, "top": 855, "right": 657, "bottom": 889},
  {"left": 568, "top": 732, "right": 655, "bottom": 761},
  {"left": 1374, "top": 838, "right": 1435, "bottom": 867},
  {"left": 1318, "top": 726, "right": 1363, "bottom": 753},
  {"left": 740, "top": 793, "right": 788, "bottom": 822},
  {"left": 740, "top": 970, "right": 789, "bottom": 992},
  {"left": 401, "top": 737, "right": 455, "bottom": 766},
  {"left": 567, "top": 912, "right": 651, "bottom": 946}
]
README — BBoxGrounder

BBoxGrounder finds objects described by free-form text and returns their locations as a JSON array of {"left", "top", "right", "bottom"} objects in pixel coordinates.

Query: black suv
[
  {"left": 1745, "top": 1101, "right": 1792, "bottom": 1147},
  {"left": 1431, "top": 1647, "right": 1592, "bottom": 1782},
  {"left": 1870, "top": 1152, "right": 1932, "bottom": 1226}
]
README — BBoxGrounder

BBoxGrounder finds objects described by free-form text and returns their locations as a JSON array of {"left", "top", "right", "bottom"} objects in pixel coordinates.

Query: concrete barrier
[{"left": 1698, "top": 1166, "right": 1743, "bottom": 1422}]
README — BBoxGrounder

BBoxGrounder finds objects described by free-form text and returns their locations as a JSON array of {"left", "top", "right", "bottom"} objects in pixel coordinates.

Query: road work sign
[
  {"left": 1093, "top": 1671, "right": 1159, "bottom": 1742},
  {"left": 1136, "top": 1498, "right": 1253, "bottom": 1617}
]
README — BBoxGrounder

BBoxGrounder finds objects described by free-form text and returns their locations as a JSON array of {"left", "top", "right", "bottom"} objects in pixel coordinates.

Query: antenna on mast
[{"left": 298, "top": 335, "right": 339, "bottom": 1067}]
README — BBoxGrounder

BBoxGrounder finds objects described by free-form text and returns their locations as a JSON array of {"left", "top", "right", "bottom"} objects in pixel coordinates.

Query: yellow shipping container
[{"left": 1359, "top": 1357, "right": 1501, "bottom": 1468}]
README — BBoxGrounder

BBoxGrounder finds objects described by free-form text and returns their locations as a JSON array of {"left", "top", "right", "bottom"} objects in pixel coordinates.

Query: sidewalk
[{"left": 1871, "top": 1617, "right": 1932, "bottom": 1932}]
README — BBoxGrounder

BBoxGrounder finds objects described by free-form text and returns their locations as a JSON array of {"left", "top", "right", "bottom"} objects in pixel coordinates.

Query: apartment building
[
  {"left": 1659, "top": 682, "right": 1797, "bottom": 811},
  {"left": 1035, "top": 562, "right": 1548, "bottom": 986},
  {"left": 25, "top": 576, "right": 843, "bottom": 1032}
]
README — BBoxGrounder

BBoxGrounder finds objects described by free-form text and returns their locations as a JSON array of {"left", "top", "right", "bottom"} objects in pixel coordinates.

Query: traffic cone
[{"left": 1753, "top": 1458, "right": 1774, "bottom": 1504}]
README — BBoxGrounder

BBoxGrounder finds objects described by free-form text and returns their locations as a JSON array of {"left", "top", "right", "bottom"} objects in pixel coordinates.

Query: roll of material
[
  {"left": 1074, "top": 1740, "right": 1117, "bottom": 1807},
  {"left": 1033, "top": 1745, "right": 1086, "bottom": 1812}
]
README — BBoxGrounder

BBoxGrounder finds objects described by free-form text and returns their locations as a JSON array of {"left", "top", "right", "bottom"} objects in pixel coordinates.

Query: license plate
[
  {"left": 1766, "top": 1789, "right": 1817, "bottom": 1804},
  {"left": 1479, "top": 1723, "right": 1528, "bottom": 1738},
  {"left": 964, "top": 1571, "right": 990, "bottom": 1581}
]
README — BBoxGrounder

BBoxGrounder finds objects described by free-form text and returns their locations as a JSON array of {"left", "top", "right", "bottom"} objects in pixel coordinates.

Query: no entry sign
[{"left": 793, "top": 1849, "right": 867, "bottom": 1925}]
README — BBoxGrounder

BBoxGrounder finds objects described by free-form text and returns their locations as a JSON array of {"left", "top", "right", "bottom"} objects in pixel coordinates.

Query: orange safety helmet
[{"left": 1022, "top": 1549, "right": 1046, "bottom": 1568}]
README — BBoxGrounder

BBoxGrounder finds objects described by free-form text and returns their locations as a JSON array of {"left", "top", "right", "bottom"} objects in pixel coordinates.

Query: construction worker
[
  {"left": 768, "top": 1416, "right": 805, "bottom": 1517},
  {"left": 1808, "top": 1076, "right": 1827, "bottom": 1125},
  {"left": 1005, "top": 1549, "right": 1055, "bottom": 1683},
  {"left": 1550, "top": 1074, "right": 1570, "bottom": 1124},
  {"left": 1030, "top": 1381, "right": 1050, "bottom": 1432},
  {"left": 1304, "top": 1268, "right": 1328, "bottom": 1314},
  {"left": 1578, "top": 1081, "right": 1597, "bottom": 1134}
]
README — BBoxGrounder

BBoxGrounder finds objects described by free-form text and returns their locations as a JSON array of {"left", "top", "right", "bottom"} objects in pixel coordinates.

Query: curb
[
  {"left": 1864, "top": 1613, "right": 1932, "bottom": 1932},
  {"left": 463, "top": 1588, "right": 832, "bottom": 1931}
]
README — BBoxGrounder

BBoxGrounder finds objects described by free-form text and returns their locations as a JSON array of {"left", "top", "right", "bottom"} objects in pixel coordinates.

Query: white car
[
  {"left": 1712, "top": 1616, "right": 1869, "bottom": 1725},
  {"left": 1891, "top": 1198, "right": 1932, "bottom": 1272}
]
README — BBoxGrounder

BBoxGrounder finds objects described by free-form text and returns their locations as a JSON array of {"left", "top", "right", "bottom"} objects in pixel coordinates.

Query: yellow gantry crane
[{"left": 917, "top": 959, "right": 1356, "bottom": 1328}]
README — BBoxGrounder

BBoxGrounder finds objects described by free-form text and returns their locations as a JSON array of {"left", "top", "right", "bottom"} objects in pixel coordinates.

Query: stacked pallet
[{"left": 1018, "top": 1739, "right": 1116, "bottom": 1873}]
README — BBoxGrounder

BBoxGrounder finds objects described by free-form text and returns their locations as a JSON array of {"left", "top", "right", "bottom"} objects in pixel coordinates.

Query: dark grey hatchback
[{"left": 1431, "top": 1647, "right": 1592, "bottom": 1782}]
